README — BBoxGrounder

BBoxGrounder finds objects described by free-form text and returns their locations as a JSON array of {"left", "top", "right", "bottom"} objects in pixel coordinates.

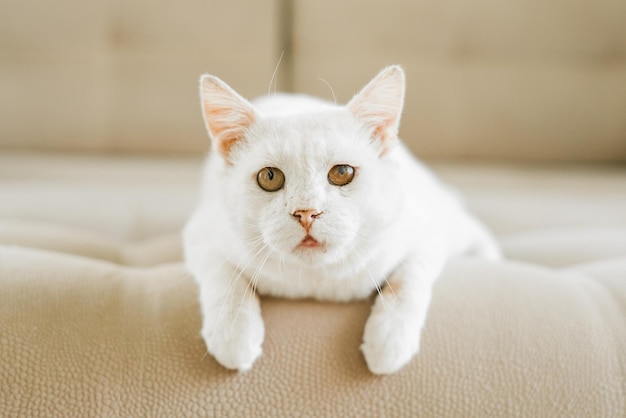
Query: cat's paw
[
  {"left": 360, "top": 309, "right": 422, "bottom": 375},
  {"left": 202, "top": 309, "right": 265, "bottom": 372}
]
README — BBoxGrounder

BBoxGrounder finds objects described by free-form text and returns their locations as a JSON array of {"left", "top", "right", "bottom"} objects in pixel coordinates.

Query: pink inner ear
[
  {"left": 350, "top": 97, "right": 401, "bottom": 150},
  {"left": 347, "top": 67, "right": 405, "bottom": 152},
  {"left": 203, "top": 103, "right": 256, "bottom": 159},
  {"left": 200, "top": 75, "right": 257, "bottom": 163},
  {"left": 372, "top": 120, "right": 395, "bottom": 144}
]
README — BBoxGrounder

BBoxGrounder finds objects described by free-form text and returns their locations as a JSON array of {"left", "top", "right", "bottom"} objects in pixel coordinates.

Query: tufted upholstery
[
  {"left": 0, "top": 0, "right": 281, "bottom": 154},
  {"left": 291, "top": 0, "right": 626, "bottom": 161},
  {"left": 1, "top": 152, "right": 625, "bottom": 416},
  {"left": 1, "top": 0, "right": 625, "bottom": 160}
]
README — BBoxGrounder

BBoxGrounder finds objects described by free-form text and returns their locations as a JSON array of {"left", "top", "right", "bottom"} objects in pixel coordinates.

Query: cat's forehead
[
  {"left": 261, "top": 111, "right": 353, "bottom": 140},
  {"left": 249, "top": 111, "right": 367, "bottom": 164}
]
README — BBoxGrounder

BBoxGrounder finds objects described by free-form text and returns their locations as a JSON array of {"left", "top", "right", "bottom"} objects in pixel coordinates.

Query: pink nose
[{"left": 292, "top": 209, "right": 321, "bottom": 230}]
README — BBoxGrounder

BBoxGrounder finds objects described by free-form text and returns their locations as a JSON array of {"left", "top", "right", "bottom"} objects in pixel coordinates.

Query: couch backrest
[{"left": 1, "top": 0, "right": 625, "bottom": 161}]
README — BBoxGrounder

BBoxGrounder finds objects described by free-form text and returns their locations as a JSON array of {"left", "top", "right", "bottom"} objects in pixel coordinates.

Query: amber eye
[
  {"left": 328, "top": 164, "right": 355, "bottom": 186},
  {"left": 257, "top": 167, "right": 285, "bottom": 192}
]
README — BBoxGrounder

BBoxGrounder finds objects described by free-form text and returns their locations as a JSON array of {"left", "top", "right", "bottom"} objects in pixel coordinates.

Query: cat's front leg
[
  {"left": 196, "top": 262, "right": 264, "bottom": 372},
  {"left": 361, "top": 251, "right": 445, "bottom": 374}
]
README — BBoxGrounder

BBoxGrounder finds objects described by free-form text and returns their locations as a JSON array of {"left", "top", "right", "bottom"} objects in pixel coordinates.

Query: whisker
[
  {"left": 351, "top": 245, "right": 388, "bottom": 311},
  {"left": 235, "top": 245, "right": 272, "bottom": 324},
  {"left": 233, "top": 244, "right": 272, "bottom": 323},
  {"left": 208, "top": 240, "right": 268, "bottom": 348},
  {"left": 248, "top": 246, "right": 273, "bottom": 304},
  {"left": 381, "top": 276, "right": 397, "bottom": 299},
  {"left": 316, "top": 77, "right": 337, "bottom": 105},
  {"left": 268, "top": 50, "right": 285, "bottom": 96}
]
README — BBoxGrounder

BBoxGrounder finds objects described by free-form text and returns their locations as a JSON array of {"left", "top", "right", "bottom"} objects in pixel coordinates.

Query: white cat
[{"left": 183, "top": 66, "right": 500, "bottom": 374}]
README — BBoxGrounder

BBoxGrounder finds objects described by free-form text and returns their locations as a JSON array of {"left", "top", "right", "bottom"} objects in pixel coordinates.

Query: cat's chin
[
  {"left": 297, "top": 235, "right": 325, "bottom": 250},
  {"left": 288, "top": 238, "right": 351, "bottom": 267},
  {"left": 264, "top": 231, "right": 355, "bottom": 267},
  {"left": 292, "top": 240, "right": 328, "bottom": 265}
]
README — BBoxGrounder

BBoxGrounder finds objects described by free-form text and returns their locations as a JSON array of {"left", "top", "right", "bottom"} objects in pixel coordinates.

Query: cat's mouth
[{"left": 296, "top": 235, "right": 326, "bottom": 251}]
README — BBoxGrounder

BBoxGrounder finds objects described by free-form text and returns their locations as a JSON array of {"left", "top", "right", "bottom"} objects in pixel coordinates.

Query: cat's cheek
[
  {"left": 259, "top": 220, "right": 304, "bottom": 256},
  {"left": 323, "top": 211, "right": 360, "bottom": 244}
]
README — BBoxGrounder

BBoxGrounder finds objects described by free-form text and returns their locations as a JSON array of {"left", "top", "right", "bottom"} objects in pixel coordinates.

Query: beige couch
[{"left": 1, "top": 1, "right": 625, "bottom": 416}]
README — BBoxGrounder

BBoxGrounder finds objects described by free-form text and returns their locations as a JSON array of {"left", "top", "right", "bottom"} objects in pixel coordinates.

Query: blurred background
[{"left": 1, "top": 0, "right": 625, "bottom": 161}]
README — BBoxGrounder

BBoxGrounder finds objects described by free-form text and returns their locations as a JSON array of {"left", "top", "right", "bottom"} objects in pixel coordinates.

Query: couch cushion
[
  {"left": 0, "top": 152, "right": 199, "bottom": 241},
  {"left": 1, "top": 247, "right": 624, "bottom": 417}
]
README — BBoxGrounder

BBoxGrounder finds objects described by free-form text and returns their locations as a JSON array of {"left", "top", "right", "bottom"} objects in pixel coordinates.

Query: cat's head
[{"left": 200, "top": 66, "right": 406, "bottom": 266}]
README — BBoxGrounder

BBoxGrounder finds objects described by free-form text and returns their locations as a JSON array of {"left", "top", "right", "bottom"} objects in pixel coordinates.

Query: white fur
[{"left": 184, "top": 66, "right": 501, "bottom": 374}]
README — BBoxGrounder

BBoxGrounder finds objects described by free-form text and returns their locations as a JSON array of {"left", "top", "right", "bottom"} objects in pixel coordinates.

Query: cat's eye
[
  {"left": 328, "top": 165, "right": 355, "bottom": 186},
  {"left": 257, "top": 167, "right": 285, "bottom": 192}
]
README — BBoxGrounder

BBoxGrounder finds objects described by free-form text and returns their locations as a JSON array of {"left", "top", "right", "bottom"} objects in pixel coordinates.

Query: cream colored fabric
[
  {"left": 292, "top": 1, "right": 626, "bottom": 161},
  {"left": 1, "top": 0, "right": 625, "bottom": 160},
  {"left": 0, "top": 0, "right": 281, "bottom": 153},
  {"left": 2, "top": 248, "right": 624, "bottom": 417},
  {"left": 1, "top": 152, "right": 625, "bottom": 416}
]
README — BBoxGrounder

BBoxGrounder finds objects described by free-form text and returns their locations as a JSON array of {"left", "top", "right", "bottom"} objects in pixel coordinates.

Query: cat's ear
[
  {"left": 347, "top": 66, "right": 405, "bottom": 154},
  {"left": 200, "top": 75, "right": 258, "bottom": 163}
]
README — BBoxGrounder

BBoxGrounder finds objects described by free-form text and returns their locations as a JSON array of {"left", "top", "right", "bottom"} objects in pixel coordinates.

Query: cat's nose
[{"left": 292, "top": 209, "right": 321, "bottom": 230}]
